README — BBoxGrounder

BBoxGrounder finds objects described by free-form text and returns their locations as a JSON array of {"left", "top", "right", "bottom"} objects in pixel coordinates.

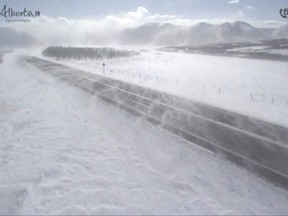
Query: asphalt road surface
[{"left": 23, "top": 56, "right": 288, "bottom": 189}]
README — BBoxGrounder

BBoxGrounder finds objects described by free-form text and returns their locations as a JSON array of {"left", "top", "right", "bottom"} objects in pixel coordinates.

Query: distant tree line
[{"left": 42, "top": 46, "right": 138, "bottom": 60}]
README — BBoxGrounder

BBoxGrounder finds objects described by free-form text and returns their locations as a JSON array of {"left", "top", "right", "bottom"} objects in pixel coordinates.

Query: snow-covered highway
[
  {"left": 1, "top": 53, "right": 288, "bottom": 215},
  {"left": 24, "top": 56, "right": 288, "bottom": 189}
]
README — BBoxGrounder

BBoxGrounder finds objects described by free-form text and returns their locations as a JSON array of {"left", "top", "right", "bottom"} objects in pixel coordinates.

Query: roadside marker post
[{"left": 103, "top": 63, "right": 106, "bottom": 75}]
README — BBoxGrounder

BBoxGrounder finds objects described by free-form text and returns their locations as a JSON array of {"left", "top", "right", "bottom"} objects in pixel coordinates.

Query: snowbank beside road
[{"left": 1, "top": 53, "right": 288, "bottom": 215}]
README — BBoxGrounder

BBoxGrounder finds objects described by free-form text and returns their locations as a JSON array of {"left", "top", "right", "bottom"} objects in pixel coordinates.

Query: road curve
[{"left": 23, "top": 56, "right": 288, "bottom": 189}]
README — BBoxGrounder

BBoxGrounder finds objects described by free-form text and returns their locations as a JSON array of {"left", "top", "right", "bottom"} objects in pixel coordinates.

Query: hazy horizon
[{"left": 0, "top": 0, "right": 288, "bottom": 45}]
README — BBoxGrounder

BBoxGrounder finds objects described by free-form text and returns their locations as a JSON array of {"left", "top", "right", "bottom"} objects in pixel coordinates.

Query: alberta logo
[{"left": 0, "top": 4, "right": 40, "bottom": 22}]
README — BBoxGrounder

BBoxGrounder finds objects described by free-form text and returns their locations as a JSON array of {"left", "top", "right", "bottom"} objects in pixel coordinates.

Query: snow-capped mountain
[
  {"left": 273, "top": 24, "right": 288, "bottom": 39},
  {"left": 120, "top": 22, "right": 161, "bottom": 45},
  {"left": 211, "top": 21, "right": 271, "bottom": 43},
  {"left": 0, "top": 27, "right": 36, "bottom": 49},
  {"left": 1, "top": 21, "right": 287, "bottom": 47},
  {"left": 120, "top": 21, "right": 286, "bottom": 46}
]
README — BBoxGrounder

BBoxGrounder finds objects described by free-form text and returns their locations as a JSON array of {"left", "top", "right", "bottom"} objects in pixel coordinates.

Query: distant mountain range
[
  {"left": 0, "top": 27, "right": 36, "bottom": 49},
  {"left": 119, "top": 21, "right": 288, "bottom": 46},
  {"left": 1, "top": 21, "right": 288, "bottom": 48}
]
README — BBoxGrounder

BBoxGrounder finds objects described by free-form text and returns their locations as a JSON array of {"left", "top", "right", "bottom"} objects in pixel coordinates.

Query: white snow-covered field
[
  {"left": 52, "top": 49, "right": 288, "bottom": 127},
  {"left": 267, "top": 49, "right": 288, "bottom": 56},
  {"left": 1, "top": 52, "right": 288, "bottom": 215}
]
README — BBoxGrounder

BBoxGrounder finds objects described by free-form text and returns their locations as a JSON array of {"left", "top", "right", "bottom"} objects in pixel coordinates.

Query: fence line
[{"left": 106, "top": 68, "right": 288, "bottom": 108}]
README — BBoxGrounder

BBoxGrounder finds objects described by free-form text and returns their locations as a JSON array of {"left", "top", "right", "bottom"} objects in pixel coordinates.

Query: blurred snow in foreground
[{"left": 1, "top": 53, "right": 288, "bottom": 215}]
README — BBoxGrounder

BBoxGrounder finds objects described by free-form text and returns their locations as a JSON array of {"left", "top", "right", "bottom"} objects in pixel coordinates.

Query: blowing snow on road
[{"left": 1, "top": 53, "right": 288, "bottom": 215}]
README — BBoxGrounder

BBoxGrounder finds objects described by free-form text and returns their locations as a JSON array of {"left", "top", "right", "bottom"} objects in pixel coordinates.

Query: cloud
[
  {"left": 147, "top": 14, "right": 177, "bottom": 21},
  {"left": 263, "top": 20, "right": 286, "bottom": 28},
  {"left": 1, "top": 6, "right": 285, "bottom": 45},
  {"left": 1, "top": 7, "right": 156, "bottom": 45},
  {"left": 1, "top": 6, "right": 188, "bottom": 45},
  {"left": 127, "top": 6, "right": 149, "bottom": 18},
  {"left": 245, "top": 6, "right": 255, "bottom": 10},
  {"left": 227, "top": 0, "right": 240, "bottom": 4},
  {"left": 237, "top": 10, "right": 244, "bottom": 17}
]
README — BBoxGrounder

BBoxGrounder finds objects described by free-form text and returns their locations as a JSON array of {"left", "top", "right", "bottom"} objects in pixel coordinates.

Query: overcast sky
[
  {"left": 1, "top": 0, "right": 287, "bottom": 45},
  {"left": 1, "top": 0, "right": 288, "bottom": 23}
]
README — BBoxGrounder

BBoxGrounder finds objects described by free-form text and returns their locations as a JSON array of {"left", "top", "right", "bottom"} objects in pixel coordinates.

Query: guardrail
[{"left": 24, "top": 56, "right": 288, "bottom": 189}]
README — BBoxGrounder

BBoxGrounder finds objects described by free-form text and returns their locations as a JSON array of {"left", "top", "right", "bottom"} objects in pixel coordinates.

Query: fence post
[{"left": 250, "top": 93, "right": 254, "bottom": 101}]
